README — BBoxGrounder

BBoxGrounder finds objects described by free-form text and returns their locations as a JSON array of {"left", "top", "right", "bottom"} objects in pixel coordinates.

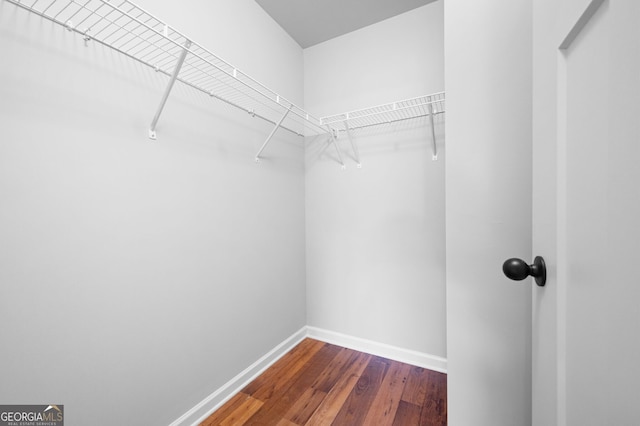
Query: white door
[{"left": 533, "top": 0, "right": 640, "bottom": 424}]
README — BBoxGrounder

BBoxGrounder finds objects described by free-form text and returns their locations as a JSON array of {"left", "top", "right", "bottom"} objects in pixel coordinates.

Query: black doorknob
[{"left": 502, "top": 256, "right": 546, "bottom": 287}]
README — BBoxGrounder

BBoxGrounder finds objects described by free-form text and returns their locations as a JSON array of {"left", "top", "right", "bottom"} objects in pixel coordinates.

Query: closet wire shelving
[
  {"left": 5, "top": 0, "right": 327, "bottom": 159},
  {"left": 5, "top": 0, "right": 446, "bottom": 166},
  {"left": 320, "top": 92, "right": 446, "bottom": 164}
]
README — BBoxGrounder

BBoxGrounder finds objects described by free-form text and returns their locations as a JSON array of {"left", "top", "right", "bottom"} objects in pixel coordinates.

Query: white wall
[
  {"left": 0, "top": 1, "right": 306, "bottom": 425},
  {"left": 304, "top": 2, "right": 446, "bottom": 359},
  {"left": 445, "top": 0, "right": 533, "bottom": 425}
]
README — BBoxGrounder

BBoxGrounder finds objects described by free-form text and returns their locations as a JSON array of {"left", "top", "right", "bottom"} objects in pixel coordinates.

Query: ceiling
[{"left": 254, "top": 0, "right": 438, "bottom": 48}]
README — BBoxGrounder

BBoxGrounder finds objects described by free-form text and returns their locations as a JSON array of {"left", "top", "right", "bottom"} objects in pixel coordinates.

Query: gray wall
[
  {"left": 304, "top": 2, "right": 446, "bottom": 358},
  {"left": 0, "top": 1, "right": 306, "bottom": 425},
  {"left": 445, "top": 0, "right": 533, "bottom": 425}
]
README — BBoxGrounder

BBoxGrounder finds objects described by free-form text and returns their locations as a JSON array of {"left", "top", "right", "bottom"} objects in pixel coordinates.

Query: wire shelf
[
  {"left": 320, "top": 92, "right": 445, "bottom": 163},
  {"left": 320, "top": 92, "right": 445, "bottom": 132},
  {"left": 6, "top": 0, "right": 446, "bottom": 164},
  {"left": 6, "top": 0, "right": 327, "bottom": 137}
]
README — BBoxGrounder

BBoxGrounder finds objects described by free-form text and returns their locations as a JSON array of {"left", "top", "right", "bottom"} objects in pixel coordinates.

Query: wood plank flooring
[{"left": 201, "top": 338, "right": 447, "bottom": 425}]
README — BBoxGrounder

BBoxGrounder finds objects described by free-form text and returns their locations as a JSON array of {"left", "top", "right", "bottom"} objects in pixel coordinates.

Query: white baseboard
[
  {"left": 168, "top": 326, "right": 307, "bottom": 426},
  {"left": 306, "top": 326, "right": 447, "bottom": 374},
  {"left": 169, "top": 326, "right": 447, "bottom": 426}
]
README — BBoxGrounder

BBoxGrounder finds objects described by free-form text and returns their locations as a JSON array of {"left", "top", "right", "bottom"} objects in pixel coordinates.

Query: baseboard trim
[
  {"left": 168, "top": 326, "right": 307, "bottom": 426},
  {"left": 306, "top": 326, "right": 448, "bottom": 374},
  {"left": 169, "top": 326, "right": 447, "bottom": 425}
]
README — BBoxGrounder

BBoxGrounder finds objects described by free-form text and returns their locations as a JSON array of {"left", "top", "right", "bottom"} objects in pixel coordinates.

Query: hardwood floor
[{"left": 201, "top": 338, "right": 447, "bottom": 425}]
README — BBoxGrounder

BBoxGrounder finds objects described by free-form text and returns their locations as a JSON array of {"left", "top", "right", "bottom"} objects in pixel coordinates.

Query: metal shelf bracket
[
  {"left": 344, "top": 122, "right": 362, "bottom": 168},
  {"left": 427, "top": 99, "right": 438, "bottom": 160},
  {"left": 327, "top": 126, "right": 346, "bottom": 170},
  {"left": 149, "top": 39, "right": 192, "bottom": 140},
  {"left": 255, "top": 105, "right": 293, "bottom": 162}
]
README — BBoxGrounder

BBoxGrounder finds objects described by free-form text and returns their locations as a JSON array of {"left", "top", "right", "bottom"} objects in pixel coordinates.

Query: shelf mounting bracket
[
  {"left": 427, "top": 100, "right": 438, "bottom": 160},
  {"left": 327, "top": 126, "right": 346, "bottom": 170},
  {"left": 255, "top": 105, "right": 293, "bottom": 162},
  {"left": 344, "top": 122, "right": 362, "bottom": 168},
  {"left": 149, "top": 39, "right": 192, "bottom": 140}
]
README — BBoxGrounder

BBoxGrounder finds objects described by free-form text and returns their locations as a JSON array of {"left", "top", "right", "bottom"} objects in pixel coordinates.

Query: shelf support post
[
  {"left": 327, "top": 126, "right": 346, "bottom": 170},
  {"left": 427, "top": 100, "right": 438, "bottom": 160},
  {"left": 344, "top": 122, "right": 362, "bottom": 168},
  {"left": 255, "top": 106, "right": 292, "bottom": 162},
  {"left": 149, "top": 39, "right": 192, "bottom": 140}
]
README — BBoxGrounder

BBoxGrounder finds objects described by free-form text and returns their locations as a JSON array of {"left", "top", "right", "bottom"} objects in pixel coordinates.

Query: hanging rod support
[
  {"left": 149, "top": 39, "right": 192, "bottom": 140},
  {"left": 427, "top": 100, "right": 438, "bottom": 160},
  {"left": 344, "top": 122, "right": 362, "bottom": 168},
  {"left": 255, "top": 106, "right": 292, "bottom": 162},
  {"left": 327, "top": 126, "right": 346, "bottom": 170}
]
